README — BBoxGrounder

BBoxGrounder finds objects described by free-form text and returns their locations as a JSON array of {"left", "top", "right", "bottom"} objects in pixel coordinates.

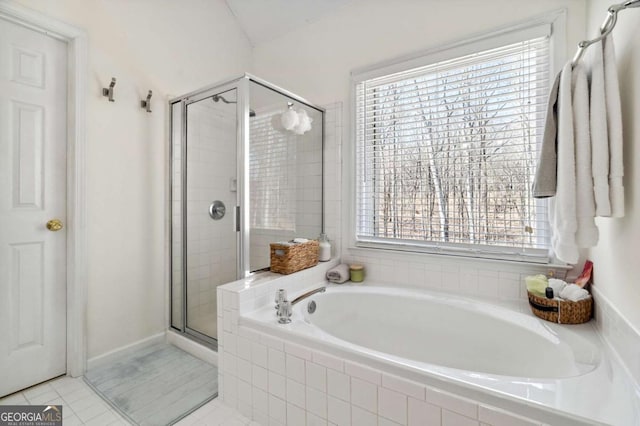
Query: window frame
[{"left": 349, "top": 11, "right": 566, "bottom": 264}]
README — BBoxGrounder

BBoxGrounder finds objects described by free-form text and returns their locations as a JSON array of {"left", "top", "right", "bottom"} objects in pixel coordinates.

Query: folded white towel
[
  {"left": 572, "top": 64, "right": 599, "bottom": 247},
  {"left": 603, "top": 35, "right": 625, "bottom": 217},
  {"left": 326, "top": 264, "right": 350, "bottom": 284},
  {"left": 293, "top": 238, "right": 309, "bottom": 243},
  {"left": 548, "top": 278, "right": 567, "bottom": 298},
  {"left": 560, "top": 283, "right": 590, "bottom": 302},
  {"left": 551, "top": 63, "right": 579, "bottom": 265},
  {"left": 587, "top": 42, "right": 612, "bottom": 216}
]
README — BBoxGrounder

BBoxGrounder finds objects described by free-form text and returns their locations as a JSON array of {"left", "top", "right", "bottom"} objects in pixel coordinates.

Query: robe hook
[
  {"left": 102, "top": 77, "right": 116, "bottom": 102},
  {"left": 141, "top": 90, "right": 153, "bottom": 113}
]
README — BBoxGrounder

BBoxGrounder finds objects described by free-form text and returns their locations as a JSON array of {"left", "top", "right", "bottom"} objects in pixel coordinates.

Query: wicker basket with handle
[
  {"left": 527, "top": 291, "right": 592, "bottom": 324},
  {"left": 270, "top": 240, "right": 319, "bottom": 275}
]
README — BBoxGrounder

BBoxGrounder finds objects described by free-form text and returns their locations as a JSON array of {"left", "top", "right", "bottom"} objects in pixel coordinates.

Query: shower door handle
[
  {"left": 209, "top": 200, "right": 226, "bottom": 220},
  {"left": 235, "top": 206, "right": 240, "bottom": 232}
]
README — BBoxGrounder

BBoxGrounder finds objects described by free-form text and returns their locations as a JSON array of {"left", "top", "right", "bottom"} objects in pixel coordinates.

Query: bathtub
[
  {"left": 304, "top": 287, "right": 598, "bottom": 379},
  {"left": 240, "top": 284, "right": 640, "bottom": 425}
]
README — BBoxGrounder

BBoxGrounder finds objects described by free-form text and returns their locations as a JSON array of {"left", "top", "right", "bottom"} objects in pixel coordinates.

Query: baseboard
[
  {"left": 167, "top": 329, "right": 218, "bottom": 366},
  {"left": 87, "top": 332, "right": 166, "bottom": 371}
]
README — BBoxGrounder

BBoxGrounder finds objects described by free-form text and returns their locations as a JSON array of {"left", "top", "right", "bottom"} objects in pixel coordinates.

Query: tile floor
[{"left": 0, "top": 376, "right": 255, "bottom": 426}]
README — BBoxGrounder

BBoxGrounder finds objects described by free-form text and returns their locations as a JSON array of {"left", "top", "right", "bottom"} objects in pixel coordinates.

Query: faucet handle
[
  {"left": 275, "top": 289, "right": 287, "bottom": 311},
  {"left": 277, "top": 300, "right": 292, "bottom": 324}
]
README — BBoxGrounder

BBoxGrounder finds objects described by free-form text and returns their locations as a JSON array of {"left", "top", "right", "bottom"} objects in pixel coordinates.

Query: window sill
[{"left": 348, "top": 242, "right": 573, "bottom": 271}]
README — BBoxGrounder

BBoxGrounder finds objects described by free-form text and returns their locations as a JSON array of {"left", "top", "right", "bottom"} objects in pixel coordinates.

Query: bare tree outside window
[{"left": 356, "top": 37, "right": 550, "bottom": 255}]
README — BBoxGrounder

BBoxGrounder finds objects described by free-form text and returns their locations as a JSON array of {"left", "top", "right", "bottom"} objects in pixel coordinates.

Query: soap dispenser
[{"left": 318, "top": 233, "right": 331, "bottom": 261}]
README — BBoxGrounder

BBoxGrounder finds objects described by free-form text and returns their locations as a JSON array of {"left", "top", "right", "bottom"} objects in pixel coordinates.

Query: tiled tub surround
[
  {"left": 341, "top": 250, "right": 572, "bottom": 302},
  {"left": 342, "top": 250, "right": 640, "bottom": 392},
  {"left": 218, "top": 273, "right": 640, "bottom": 426},
  {"left": 592, "top": 286, "right": 640, "bottom": 389}
]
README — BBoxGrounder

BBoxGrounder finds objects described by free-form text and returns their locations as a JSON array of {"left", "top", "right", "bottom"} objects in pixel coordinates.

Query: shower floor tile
[{"left": 84, "top": 343, "right": 218, "bottom": 425}]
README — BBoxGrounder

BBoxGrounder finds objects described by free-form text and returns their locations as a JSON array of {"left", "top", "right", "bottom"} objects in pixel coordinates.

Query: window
[{"left": 354, "top": 25, "right": 552, "bottom": 261}]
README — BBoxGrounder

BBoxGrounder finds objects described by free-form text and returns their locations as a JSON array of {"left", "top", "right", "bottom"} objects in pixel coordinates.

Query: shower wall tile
[
  {"left": 249, "top": 102, "right": 341, "bottom": 272},
  {"left": 249, "top": 104, "right": 323, "bottom": 272}
]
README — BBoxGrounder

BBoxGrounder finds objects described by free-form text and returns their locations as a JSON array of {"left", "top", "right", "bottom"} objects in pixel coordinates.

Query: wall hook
[
  {"left": 141, "top": 90, "right": 152, "bottom": 113},
  {"left": 102, "top": 77, "right": 116, "bottom": 102}
]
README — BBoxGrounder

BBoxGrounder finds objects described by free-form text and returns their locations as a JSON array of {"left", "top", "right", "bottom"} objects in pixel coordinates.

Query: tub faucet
[
  {"left": 291, "top": 286, "right": 326, "bottom": 305},
  {"left": 276, "top": 286, "right": 326, "bottom": 324},
  {"left": 277, "top": 300, "right": 292, "bottom": 324}
]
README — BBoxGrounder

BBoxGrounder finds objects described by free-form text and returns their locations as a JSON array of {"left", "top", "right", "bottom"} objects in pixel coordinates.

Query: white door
[{"left": 0, "top": 17, "right": 68, "bottom": 397}]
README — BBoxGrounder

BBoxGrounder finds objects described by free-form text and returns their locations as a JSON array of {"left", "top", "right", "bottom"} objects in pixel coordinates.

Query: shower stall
[{"left": 169, "top": 74, "right": 324, "bottom": 347}]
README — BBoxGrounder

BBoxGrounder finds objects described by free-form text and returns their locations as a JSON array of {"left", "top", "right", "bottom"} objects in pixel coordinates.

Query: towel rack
[{"left": 572, "top": 0, "right": 640, "bottom": 67}]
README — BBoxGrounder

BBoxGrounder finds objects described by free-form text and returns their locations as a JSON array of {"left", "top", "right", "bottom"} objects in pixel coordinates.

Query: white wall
[
  {"left": 252, "top": 0, "right": 587, "bottom": 293},
  {"left": 586, "top": 0, "right": 640, "bottom": 332},
  {"left": 12, "top": 0, "right": 252, "bottom": 359},
  {"left": 253, "top": 0, "right": 586, "bottom": 106}
]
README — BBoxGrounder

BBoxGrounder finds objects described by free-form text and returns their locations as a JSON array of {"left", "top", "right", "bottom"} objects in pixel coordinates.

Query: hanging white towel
[
  {"left": 602, "top": 35, "right": 625, "bottom": 217},
  {"left": 587, "top": 42, "right": 611, "bottom": 216},
  {"left": 572, "top": 65, "right": 599, "bottom": 247},
  {"left": 551, "top": 63, "right": 579, "bottom": 265},
  {"left": 533, "top": 72, "right": 561, "bottom": 198}
]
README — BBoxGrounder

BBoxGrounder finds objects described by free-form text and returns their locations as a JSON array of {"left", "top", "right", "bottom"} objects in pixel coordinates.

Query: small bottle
[
  {"left": 350, "top": 264, "right": 364, "bottom": 282},
  {"left": 545, "top": 287, "right": 554, "bottom": 299},
  {"left": 318, "top": 233, "right": 331, "bottom": 261}
]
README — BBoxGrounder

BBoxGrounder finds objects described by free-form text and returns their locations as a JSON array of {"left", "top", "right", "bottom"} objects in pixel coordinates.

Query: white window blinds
[{"left": 355, "top": 34, "right": 551, "bottom": 260}]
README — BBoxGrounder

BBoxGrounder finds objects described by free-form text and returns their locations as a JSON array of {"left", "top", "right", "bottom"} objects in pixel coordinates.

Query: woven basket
[
  {"left": 270, "top": 240, "right": 319, "bottom": 275},
  {"left": 527, "top": 291, "right": 593, "bottom": 324}
]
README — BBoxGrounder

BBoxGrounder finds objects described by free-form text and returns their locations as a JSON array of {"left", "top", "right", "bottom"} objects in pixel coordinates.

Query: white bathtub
[
  {"left": 241, "top": 284, "right": 640, "bottom": 425},
  {"left": 304, "top": 287, "right": 598, "bottom": 379}
]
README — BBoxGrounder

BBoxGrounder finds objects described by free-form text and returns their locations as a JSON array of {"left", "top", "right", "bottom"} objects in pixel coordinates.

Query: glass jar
[
  {"left": 349, "top": 264, "right": 364, "bottom": 282},
  {"left": 318, "top": 233, "right": 331, "bottom": 262}
]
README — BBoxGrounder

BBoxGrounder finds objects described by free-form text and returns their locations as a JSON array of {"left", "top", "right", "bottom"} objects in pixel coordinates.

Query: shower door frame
[
  {"left": 170, "top": 79, "right": 246, "bottom": 349},
  {"left": 169, "top": 74, "right": 326, "bottom": 349}
]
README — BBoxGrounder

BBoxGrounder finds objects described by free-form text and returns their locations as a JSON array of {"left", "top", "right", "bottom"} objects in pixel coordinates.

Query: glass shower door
[{"left": 182, "top": 88, "right": 239, "bottom": 343}]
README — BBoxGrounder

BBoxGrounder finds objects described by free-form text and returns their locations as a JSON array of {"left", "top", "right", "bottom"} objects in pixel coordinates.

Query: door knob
[{"left": 46, "top": 219, "right": 64, "bottom": 232}]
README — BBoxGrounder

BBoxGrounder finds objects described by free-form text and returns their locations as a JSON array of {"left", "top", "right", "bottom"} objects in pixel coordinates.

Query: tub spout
[
  {"left": 277, "top": 287, "right": 326, "bottom": 324},
  {"left": 291, "top": 286, "right": 326, "bottom": 306}
]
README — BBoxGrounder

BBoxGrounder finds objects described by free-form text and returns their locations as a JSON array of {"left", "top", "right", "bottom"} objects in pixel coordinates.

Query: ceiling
[{"left": 224, "top": 0, "right": 353, "bottom": 46}]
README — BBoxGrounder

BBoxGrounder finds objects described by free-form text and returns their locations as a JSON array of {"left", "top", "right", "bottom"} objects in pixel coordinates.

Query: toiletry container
[
  {"left": 318, "top": 233, "right": 331, "bottom": 261},
  {"left": 350, "top": 264, "right": 364, "bottom": 282}
]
